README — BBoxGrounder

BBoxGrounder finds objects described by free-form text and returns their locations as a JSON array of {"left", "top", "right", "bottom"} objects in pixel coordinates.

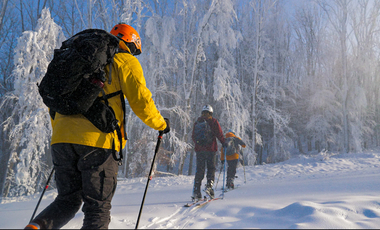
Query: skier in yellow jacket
[
  {"left": 26, "top": 24, "right": 170, "bottom": 229},
  {"left": 220, "top": 130, "right": 246, "bottom": 189}
]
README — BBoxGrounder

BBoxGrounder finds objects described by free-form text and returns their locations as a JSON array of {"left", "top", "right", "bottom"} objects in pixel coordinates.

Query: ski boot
[
  {"left": 226, "top": 178, "right": 234, "bottom": 189},
  {"left": 24, "top": 223, "right": 40, "bottom": 229},
  {"left": 192, "top": 183, "right": 202, "bottom": 201},
  {"left": 205, "top": 180, "right": 215, "bottom": 199},
  {"left": 192, "top": 191, "right": 202, "bottom": 201}
]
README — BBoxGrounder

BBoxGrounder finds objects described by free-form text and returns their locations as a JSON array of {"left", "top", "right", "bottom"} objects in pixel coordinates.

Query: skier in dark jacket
[{"left": 192, "top": 105, "right": 226, "bottom": 200}]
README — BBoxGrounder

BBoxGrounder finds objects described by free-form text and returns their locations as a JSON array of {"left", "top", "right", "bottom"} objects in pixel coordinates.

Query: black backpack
[
  {"left": 193, "top": 119, "right": 213, "bottom": 146},
  {"left": 38, "top": 29, "right": 119, "bottom": 116},
  {"left": 38, "top": 29, "right": 125, "bottom": 163},
  {"left": 224, "top": 137, "right": 237, "bottom": 156}
]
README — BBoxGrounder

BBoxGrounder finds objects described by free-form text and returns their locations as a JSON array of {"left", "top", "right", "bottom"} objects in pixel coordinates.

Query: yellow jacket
[
  {"left": 220, "top": 132, "right": 246, "bottom": 161},
  {"left": 51, "top": 49, "right": 166, "bottom": 150}
]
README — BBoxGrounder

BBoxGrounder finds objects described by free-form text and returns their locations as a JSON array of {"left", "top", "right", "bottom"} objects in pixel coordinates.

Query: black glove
[
  {"left": 222, "top": 141, "right": 228, "bottom": 148},
  {"left": 163, "top": 118, "right": 170, "bottom": 134}
]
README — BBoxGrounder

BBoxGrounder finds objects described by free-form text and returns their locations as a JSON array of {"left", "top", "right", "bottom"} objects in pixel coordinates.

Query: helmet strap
[
  {"left": 126, "top": 42, "right": 137, "bottom": 55},
  {"left": 126, "top": 42, "right": 141, "bottom": 56}
]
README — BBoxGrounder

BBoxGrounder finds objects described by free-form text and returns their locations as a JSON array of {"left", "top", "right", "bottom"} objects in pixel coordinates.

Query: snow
[{"left": 1, "top": 150, "right": 380, "bottom": 229}]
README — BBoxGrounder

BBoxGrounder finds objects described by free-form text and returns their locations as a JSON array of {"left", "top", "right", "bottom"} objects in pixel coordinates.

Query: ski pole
[
  {"left": 135, "top": 131, "right": 164, "bottom": 229},
  {"left": 241, "top": 149, "right": 246, "bottom": 184},
  {"left": 29, "top": 168, "right": 55, "bottom": 223},
  {"left": 222, "top": 147, "right": 227, "bottom": 199},
  {"left": 215, "top": 164, "right": 223, "bottom": 191}
]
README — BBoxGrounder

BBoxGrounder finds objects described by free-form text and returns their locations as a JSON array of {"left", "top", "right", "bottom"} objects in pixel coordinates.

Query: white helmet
[{"left": 202, "top": 104, "right": 213, "bottom": 113}]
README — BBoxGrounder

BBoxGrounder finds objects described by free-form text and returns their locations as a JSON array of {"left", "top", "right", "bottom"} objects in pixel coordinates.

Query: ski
[
  {"left": 194, "top": 197, "right": 222, "bottom": 208},
  {"left": 184, "top": 197, "right": 206, "bottom": 207},
  {"left": 223, "top": 184, "right": 239, "bottom": 193}
]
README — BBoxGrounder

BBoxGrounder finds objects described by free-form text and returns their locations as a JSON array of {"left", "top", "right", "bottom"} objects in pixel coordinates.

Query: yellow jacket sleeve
[{"left": 116, "top": 53, "right": 166, "bottom": 131}]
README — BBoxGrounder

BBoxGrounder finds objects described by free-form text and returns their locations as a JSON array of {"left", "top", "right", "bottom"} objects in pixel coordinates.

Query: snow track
[{"left": 2, "top": 150, "right": 380, "bottom": 229}]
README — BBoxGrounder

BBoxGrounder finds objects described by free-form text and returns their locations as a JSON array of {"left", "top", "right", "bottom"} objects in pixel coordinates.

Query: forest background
[{"left": 1, "top": 0, "right": 380, "bottom": 198}]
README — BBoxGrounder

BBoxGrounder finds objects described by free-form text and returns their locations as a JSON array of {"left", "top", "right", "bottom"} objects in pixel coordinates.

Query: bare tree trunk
[
  {"left": 0, "top": 0, "right": 9, "bottom": 32},
  {"left": 19, "top": 0, "right": 25, "bottom": 31},
  {"left": 298, "top": 137, "right": 304, "bottom": 154},
  {"left": 341, "top": 2, "right": 349, "bottom": 153},
  {"left": 0, "top": 111, "right": 12, "bottom": 200},
  {"left": 318, "top": 0, "right": 351, "bottom": 153},
  {"left": 252, "top": 0, "right": 262, "bottom": 164},
  {"left": 178, "top": 152, "right": 186, "bottom": 175}
]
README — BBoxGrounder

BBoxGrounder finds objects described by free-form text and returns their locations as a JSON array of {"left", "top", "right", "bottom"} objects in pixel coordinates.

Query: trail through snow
[{"left": 1, "top": 150, "right": 380, "bottom": 229}]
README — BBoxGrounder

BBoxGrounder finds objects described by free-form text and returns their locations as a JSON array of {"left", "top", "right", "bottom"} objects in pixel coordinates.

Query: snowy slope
[{"left": 1, "top": 150, "right": 380, "bottom": 229}]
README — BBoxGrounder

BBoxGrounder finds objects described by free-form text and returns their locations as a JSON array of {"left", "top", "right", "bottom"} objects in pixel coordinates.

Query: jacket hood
[{"left": 225, "top": 132, "right": 236, "bottom": 138}]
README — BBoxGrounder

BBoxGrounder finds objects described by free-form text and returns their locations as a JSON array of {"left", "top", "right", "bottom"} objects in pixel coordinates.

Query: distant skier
[
  {"left": 220, "top": 129, "right": 246, "bottom": 189},
  {"left": 192, "top": 105, "right": 226, "bottom": 200}
]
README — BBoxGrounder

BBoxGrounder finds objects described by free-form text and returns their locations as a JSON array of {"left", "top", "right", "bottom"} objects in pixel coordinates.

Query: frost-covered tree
[
  {"left": 237, "top": 0, "right": 266, "bottom": 164},
  {"left": 237, "top": 0, "right": 293, "bottom": 164},
  {"left": 205, "top": 0, "right": 243, "bottom": 133},
  {"left": 114, "top": 0, "right": 194, "bottom": 177},
  {"left": 348, "top": 0, "right": 380, "bottom": 150},
  {"left": 316, "top": 0, "right": 352, "bottom": 152},
  {"left": 1, "top": 8, "right": 65, "bottom": 196},
  {"left": 306, "top": 89, "right": 342, "bottom": 151},
  {"left": 143, "top": 1, "right": 194, "bottom": 175},
  {"left": 289, "top": 1, "right": 327, "bottom": 152}
]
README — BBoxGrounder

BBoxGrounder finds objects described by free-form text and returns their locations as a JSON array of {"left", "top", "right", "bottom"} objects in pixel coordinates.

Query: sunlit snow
[{"left": 1, "top": 150, "right": 380, "bottom": 229}]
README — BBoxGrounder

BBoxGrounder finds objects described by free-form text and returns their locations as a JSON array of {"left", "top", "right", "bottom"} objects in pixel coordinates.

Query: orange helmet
[{"left": 110, "top": 23, "right": 142, "bottom": 55}]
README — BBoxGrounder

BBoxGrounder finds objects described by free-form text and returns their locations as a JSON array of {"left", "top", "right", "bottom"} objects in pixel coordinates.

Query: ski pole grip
[{"left": 154, "top": 131, "right": 164, "bottom": 156}]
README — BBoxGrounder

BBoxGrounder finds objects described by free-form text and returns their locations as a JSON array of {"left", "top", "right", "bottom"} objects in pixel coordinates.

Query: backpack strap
[
  {"left": 107, "top": 46, "right": 127, "bottom": 85},
  {"left": 101, "top": 51, "right": 129, "bottom": 165},
  {"left": 112, "top": 125, "right": 124, "bottom": 166},
  {"left": 100, "top": 90, "right": 127, "bottom": 139},
  {"left": 49, "top": 109, "right": 56, "bottom": 120},
  {"left": 112, "top": 92, "right": 127, "bottom": 165},
  {"left": 98, "top": 89, "right": 125, "bottom": 165},
  {"left": 102, "top": 90, "right": 122, "bottom": 102},
  {"left": 108, "top": 59, "right": 113, "bottom": 85},
  {"left": 105, "top": 53, "right": 128, "bottom": 141}
]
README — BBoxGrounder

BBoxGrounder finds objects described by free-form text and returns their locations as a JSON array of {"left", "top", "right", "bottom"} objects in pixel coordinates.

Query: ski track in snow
[
  {"left": 144, "top": 203, "right": 198, "bottom": 229},
  {"left": 143, "top": 195, "right": 224, "bottom": 229}
]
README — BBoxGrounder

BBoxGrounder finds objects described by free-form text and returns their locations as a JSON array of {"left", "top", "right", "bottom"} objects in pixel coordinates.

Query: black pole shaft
[
  {"left": 29, "top": 168, "right": 55, "bottom": 223},
  {"left": 135, "top": 131, "right": 164, "bottom": 229}
]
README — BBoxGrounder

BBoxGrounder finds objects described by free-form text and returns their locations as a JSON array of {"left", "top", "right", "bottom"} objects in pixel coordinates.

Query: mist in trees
[{"left": 2, "top": 0, "right": 380, "bottom": 197}]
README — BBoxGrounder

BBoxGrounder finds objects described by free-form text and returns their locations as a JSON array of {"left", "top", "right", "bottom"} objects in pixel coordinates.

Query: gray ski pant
[
  {"left": 194, "top": 151, "right": 216, "bottom": 190},
  {"left": 226, "top": 159, "right": 238, "bottom": 182}
]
